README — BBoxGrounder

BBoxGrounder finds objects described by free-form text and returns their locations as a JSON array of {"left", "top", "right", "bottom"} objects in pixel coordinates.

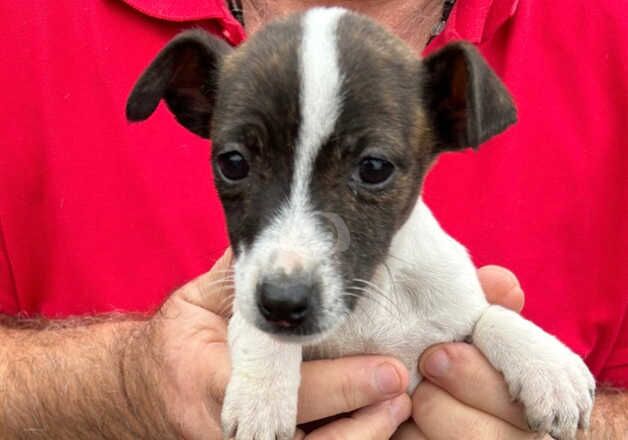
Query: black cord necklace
[
  {"left": 427, "top": 0, "right": 456, "bottom": 46},
  {"left": 226, "top": 0, "right": 456, "bottom": 47},
  {"left": 227, "top": 0, "right": 244, "bottom": 26}
]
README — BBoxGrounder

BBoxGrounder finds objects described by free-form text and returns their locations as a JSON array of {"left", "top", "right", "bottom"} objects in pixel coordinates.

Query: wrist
[
  {"left": 119, "top": 318, "right": 181, "bottom": 438},
  {"left": 142, "top": 298, "right": 226, "bottom": 440}
]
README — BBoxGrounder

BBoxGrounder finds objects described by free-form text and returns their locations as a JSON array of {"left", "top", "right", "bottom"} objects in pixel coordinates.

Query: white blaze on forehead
[
  {"left": 233, "top": 8, "right": 348, "bottom": 330},
  {"left": 262, "top": 8, "right": 346, "bottom": 274},
  {"left": 292, "top": 7, "right": 346, "bottom": 204},
  {"left": 236, "top": 8, "right": 346, "bottom": 318}
]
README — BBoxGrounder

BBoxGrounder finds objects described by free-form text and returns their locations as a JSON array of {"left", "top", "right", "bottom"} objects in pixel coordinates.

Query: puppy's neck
[{"left": 378, "top": 198, "right": 479, "bottom": 300}]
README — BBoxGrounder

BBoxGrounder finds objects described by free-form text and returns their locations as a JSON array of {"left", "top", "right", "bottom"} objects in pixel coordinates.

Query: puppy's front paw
[
  {"left": 474, "top": 307, "right": 595, "bottom": 440},
  {"left": 221, "top": 374, "right": 298, "bottom": 440},
  {"left": 508, "top": 346, "right": 595, "bottom": 440}
]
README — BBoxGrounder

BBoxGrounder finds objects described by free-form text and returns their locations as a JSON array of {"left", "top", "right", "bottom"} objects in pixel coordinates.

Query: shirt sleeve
[
  {"left": 599, "top": 310, "right": 628, "bottom": 389},
  {"left": 0, "top": 221, "right": 18, "bottom": 315}
]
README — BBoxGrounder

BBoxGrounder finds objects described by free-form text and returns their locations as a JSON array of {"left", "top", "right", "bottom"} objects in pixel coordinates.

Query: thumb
[
  {"left": 477, "top": 265, "right": 525, "bottom": 312},
  {"left": 176, "top": 247, "right": 235, "bottom": 317}
]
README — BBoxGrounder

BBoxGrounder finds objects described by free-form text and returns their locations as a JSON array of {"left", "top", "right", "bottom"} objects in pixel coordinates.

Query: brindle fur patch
[
  {"left": 307, "top": 12, "right": 435, "bottom": 289},
  {"left": 211, "top": 15, "right": 304, "bottom": 252}
]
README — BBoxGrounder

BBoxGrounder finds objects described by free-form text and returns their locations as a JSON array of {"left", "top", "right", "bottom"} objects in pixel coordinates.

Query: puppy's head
[{"left": 127, "top": 8, "right": 516, "bottom": 342}]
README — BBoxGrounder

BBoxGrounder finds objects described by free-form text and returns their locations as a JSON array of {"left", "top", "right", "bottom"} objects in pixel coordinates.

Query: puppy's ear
[
  {"left": 126, "top": 29, "right": 232, "bottom": 138},
  {"left": 422, "top": 42, "right": 517, "bottom": 153}
]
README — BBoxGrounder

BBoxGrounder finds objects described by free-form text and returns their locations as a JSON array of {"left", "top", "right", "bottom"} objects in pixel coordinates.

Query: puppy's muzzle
[{"left": 256, "top": 273, "right": 321, "bottom": 332}]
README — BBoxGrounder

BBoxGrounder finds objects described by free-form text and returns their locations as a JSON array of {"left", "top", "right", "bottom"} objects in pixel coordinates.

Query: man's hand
[
  {"left": 0, "top": 249, "right": 409, "bottom": 439},
  {"left": 393, "top": 267, "right": 628, "bottom": 440},
  {"left": 155, "top": 248, "right": 411, "bottom": 439},
  {"left": 161, "top": 256, "right": 543, "bottom": 439},
  {"left": 392, "top": 265, "right": 540, "bottom": 439}
]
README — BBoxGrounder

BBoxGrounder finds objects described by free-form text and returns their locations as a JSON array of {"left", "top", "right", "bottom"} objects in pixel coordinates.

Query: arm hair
[
  {"left": 0, "top": 314, "right": 179, "bottom": 439},
  {"left": 579, "top": 388, "right": 628, "bottom": 439}
]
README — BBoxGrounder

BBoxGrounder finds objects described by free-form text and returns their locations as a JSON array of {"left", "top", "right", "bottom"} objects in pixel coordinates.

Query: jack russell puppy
[{"left": 127, "top": 7, "right": 595, "bottom": 440}]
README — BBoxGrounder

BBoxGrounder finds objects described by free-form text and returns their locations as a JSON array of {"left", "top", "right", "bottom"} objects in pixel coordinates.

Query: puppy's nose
[{"left": 257, "top": 277, "right": 314, "bottom": 327}]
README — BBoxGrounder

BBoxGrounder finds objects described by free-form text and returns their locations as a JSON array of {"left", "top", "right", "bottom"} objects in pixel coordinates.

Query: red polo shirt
[{"left": 0, "top": 1, "right": 626, "bottom": 387}]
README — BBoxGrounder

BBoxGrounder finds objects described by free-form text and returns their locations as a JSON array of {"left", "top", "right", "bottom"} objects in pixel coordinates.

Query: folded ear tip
[
  {"left": 125, "top": 92, "right": 158, "bottom": 122},
  {"left": 125, "top": 104, "right": 142, "bottom": 122},
  {"left": 473, "top": 107, "right": 518, "bottom": 147},
  {"left": 501, "top": 97, "right": 519, "bottom": 130},
  {"left": 125, "top": 105, "right": 146, "bottom": 122}
]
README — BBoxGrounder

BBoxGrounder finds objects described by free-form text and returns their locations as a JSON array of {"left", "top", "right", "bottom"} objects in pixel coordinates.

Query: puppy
[{"left": 127, "top": 7, "right": 595, "bottom": 440}]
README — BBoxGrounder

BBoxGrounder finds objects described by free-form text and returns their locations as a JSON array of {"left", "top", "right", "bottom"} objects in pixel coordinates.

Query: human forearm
[
  {"left": 579, "top": 389, "right": 628, "bottom": 439},
  {"left": 0, "top": 315, "right": 177, "bottom": 440}
]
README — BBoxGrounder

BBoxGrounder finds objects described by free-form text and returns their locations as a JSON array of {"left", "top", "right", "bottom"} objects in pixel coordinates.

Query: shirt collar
[
  {"left": 427, "top": 0, "right": 519, "bottom": 52},
  {"left": 119, "top": 0, "right": 246, "bottom": 45},
  {"left": 121, "top": 0, "right": 517, "bottom": 50}
]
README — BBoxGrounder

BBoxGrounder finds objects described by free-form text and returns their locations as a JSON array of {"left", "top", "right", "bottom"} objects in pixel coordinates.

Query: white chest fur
[
  {"left": 304, "top": 198, "right": 489, "bottom": 390},
  {"left": 224, "top": 197, "right": 595, "bottom": 440}
]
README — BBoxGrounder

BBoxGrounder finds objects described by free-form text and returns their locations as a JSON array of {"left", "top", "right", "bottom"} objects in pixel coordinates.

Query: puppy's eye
[
  {"left": 357, "top": 157, "right": 394, "bottom": 186},
  {"left": 217, "top": 151, "right": 249, "bottom": 182}
]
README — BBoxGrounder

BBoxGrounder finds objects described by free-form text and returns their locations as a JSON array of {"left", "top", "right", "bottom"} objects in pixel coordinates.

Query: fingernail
[
  {"left": 388, "top": 395, "right": 410, "bottom": 425},
  {"left": 375, "top": 362, "right": 403, "bottom": 394},
  {"left": 423, "top": 349, "right": 450, "bottom": 378}
]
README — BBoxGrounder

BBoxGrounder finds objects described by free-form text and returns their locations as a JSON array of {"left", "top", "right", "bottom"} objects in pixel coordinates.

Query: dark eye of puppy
[
  {"left": 217, "top": 150, "right": 249, "bottom": 182},
  {"left": 355, "top": 156, "right": 395, "bottom": 187}
]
